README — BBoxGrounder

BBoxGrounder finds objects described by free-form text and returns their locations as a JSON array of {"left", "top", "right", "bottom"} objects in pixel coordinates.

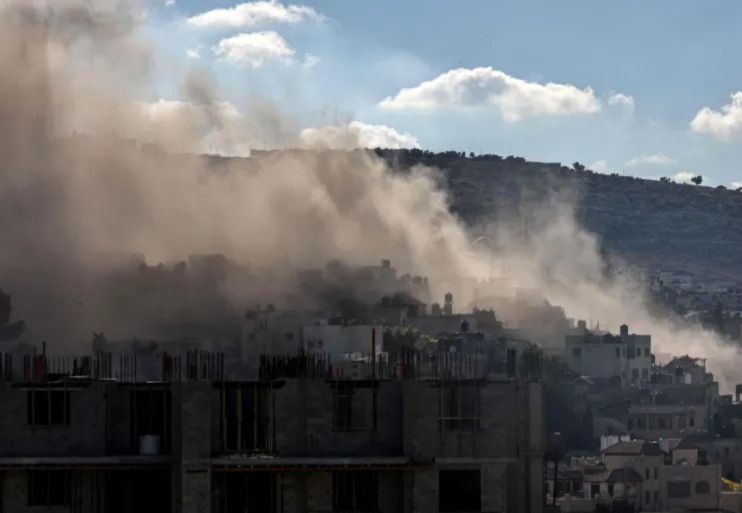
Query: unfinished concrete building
[{"left": 0, "top": 347, "right": 545, "bottom": 513}]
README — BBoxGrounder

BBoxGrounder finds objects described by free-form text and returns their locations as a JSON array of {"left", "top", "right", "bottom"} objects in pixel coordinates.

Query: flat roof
[
  {"left": 211, "top": 456, "right": 413, "bottom": 470},
  {"left": 0, "top": 455, "right": 172, "bottom": 468}
]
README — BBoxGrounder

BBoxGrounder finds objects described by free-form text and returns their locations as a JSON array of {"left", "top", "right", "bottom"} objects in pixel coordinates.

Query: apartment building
[
  {"left": 0, "top": 345, "right": 545, "bottom": 513},
  {"left": 564, "top": 324, "right": 651, "bottom": 388}
]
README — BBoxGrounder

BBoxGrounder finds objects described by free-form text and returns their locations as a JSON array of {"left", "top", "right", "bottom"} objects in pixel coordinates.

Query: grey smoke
[{"left": 0, "top": 0, "right": 739, "bottom": 392}]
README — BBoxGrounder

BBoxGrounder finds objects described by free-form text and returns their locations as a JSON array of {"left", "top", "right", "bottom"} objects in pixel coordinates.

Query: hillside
[{"left": 372, "top": 150, "right": 742, "bottom": 281}]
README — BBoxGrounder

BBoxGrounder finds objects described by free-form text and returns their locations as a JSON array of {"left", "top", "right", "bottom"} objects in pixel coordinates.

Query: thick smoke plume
[{"left": 0, "top": 1, "right": 739, "bottom": 392}]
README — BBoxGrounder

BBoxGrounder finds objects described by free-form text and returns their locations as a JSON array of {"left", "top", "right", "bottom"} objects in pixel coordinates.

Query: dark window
[
  {"left": 654, "top": 467, "right": 658, "bottom": 479},
  {"left": 654, "top": 490, "right": 658, "bottom": 502},
  {"left": 658, "top": 417, "right": 666, "bottom": 429},
  {"left": 27, "top": 390, "right": 70, "bottom": 426},
  {"left": 440, "top": 382, "right": 480, "bottom": 430},
  {"left": 616, "top": 347, "right": 621, "bottom": 357},
  {"left": 130, "top": 389, "right": 171, "bottom": 454},
  {"left": 678, "top": 415, "right": 687, "bottom": 429},
  {"left": 333, "top": 383, "right": 374, "bottom": 431},
  {"left": 28, "top": 471, "right": 69, "bottom": 506},
  {"left": 645, "top": 348, "right": 650, "bottom": 357},
  {"left": 667, "top": 480, "right": 690, "bottom": 498},
  {"left": 642, "top": 368, "right": 649, "bottom": 379},
  {"left": 636, "top": 347, "right": 641, "bottom": 357},
  {"left": 222, "top": 472, "right": 276, "bottom": 513},
  {"left": 334, "top": 387, "right": 353, "bottom": 430},
  {"left": 637, "top": 417, "right": 646, "bottom": 429},
  {"left": 223, "top": 384, "right": 273, "bottom": 453},
  {"left": 608, "top": 484, "right": 614, "bottom": 496},
  {"left": 439, "top": 470, "right": 481, "bottom": 512},
  {"left": 695, "top": 480, "right": 710, "bottom": 494},
  {"left": 645, "top": 467, "right": 649, "bottom": 480},
  {"left": 645, "top": 490, "right": 650, "bottom": 503},
  {"left": 105, "top": 469, "right": 171, "bottom": 513},
  {"left": 333, "top": 472, "right": 377, "bottom": 512},
  {"left": 590, "top": 484, "right": 600, "bottom": 497},
  {"left": 572, "top": 347, "right": 581, "bottom": 357},
  {"left": 632, "top": 368, "right": 639, "bottom": 380},
  {"left": 689, "top": 416, "right": 695, "bottom": 427}
]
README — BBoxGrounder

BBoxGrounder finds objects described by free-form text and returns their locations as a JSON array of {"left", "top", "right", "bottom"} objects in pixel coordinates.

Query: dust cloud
[{"left": 0, "top": 0, "right": 738, "bottom": 391}]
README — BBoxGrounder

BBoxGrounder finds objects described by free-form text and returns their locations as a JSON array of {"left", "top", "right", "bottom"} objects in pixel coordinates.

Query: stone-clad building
[{"left": 0, "top": 348, "right": 545, "bottom": 513}]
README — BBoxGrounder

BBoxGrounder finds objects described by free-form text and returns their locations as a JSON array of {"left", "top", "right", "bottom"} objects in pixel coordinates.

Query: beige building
[
  {"left": 600, "top": 439, "right": 724, "bottom": 512},
  {"left": 602, "top": 440, "right": 663, "bottom": 510}
]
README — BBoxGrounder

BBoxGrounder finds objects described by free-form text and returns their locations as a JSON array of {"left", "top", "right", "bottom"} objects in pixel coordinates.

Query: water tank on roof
[{"left": 382, "top": 259, "right": 391, "bottom": 268}]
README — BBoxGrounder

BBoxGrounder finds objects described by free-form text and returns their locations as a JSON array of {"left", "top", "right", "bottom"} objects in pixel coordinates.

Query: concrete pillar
[
  {"left": 306, "top": 472, "right": 331, "bottom": 512},
  {"left": 412, "top": 468, "right": 437, "bottom": 513},
  {"left": 172, "top": 382, "right": 213, "bottom": 513},
  {"left": 179, "top": 467, "right": 211, "bottom": 513}
]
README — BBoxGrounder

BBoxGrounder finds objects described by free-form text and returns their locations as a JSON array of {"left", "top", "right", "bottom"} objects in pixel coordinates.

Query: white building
[
  {"left": 564, "top": 324, "right": 651, "bottom": 388},
  {"left": 302, "top": 324, "right": 383, "bottom": 359}
]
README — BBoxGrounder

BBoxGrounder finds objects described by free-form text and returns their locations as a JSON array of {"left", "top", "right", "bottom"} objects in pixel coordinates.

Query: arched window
[{"left": 695, "top": 480, "right": 711, "bottom": 494}]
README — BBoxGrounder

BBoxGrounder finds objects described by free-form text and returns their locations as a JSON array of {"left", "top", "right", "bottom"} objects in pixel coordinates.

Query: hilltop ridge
[{"left": 371, "top": 150, "right": 742, "bottom": 281}]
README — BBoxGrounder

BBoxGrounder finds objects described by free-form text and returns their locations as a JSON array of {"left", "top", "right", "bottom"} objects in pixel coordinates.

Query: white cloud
[
  {"left": 608, "top": 92, "right": 634, "bottom": 111},
  {"left": 671, "top": 171, "right": 703, "bottom": 184},
  {"left": 690, "top": 92, "right": 742, "bottom": 140},
  {"left": 589, "top": 160, "right": 609, "bottom": 173},
  {"left": 213, "top": 31, "right": 294, "bottom": 68},
  {"left": 625, "top": 154, "right": 675, "bottom": 167},
  {"left": 302, "top": 53, "right": 320, "bottom": 69},
  {"left": 378, "top": 67, "right": 601, "bottom": 122},
  {"left": 186, "top": 48, "right": 200, "bottom": 59},
  {"left": 299, "top": 121, "right": 421, "bottom": 150},
  {"left": 187, "top": 1, "right": 321, "bottom": 28},
  {"left": 731, "top": 181, "right": 742, "bottom": 190},
  {"left": 165, "top": 0, "right": 175, "bottom": 6}
]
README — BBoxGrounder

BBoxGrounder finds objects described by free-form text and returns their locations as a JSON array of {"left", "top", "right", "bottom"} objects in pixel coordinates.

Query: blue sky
[{"left": 144, "top": 0, "right": 742, "bottom": 187}]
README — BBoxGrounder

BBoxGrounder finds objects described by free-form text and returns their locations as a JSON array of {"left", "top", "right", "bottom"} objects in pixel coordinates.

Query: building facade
[
  {"left": 0, "top": 348, "right": 545, "bottom": 513},
  {"left": 564, "top": 324, "right": 651, "bottom": 388}
]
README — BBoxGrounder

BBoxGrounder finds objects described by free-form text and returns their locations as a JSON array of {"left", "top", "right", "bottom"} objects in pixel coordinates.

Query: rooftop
[
  {"left": 602, "top": 440, "right": 663, "bottom": 456},
  {"left": 584, "top": 467, "right": 644, "bottom": 484}
]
